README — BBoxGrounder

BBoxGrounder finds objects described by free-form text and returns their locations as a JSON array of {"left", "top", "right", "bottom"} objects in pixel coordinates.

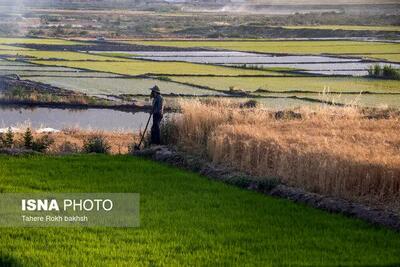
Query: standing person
[{"left": 149, "top": 85, "right": 163, "bottom": 145}]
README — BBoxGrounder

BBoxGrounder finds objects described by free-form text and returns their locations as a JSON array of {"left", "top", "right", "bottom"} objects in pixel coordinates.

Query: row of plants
[
  {"left": 0, "top": 128, "right": 114, "bottom": 154},
  {"left": 368, "top": 64, "right": 400, "bottom": 80},
  {"left": 0, "top": 128, "right": 54, "bottom": 152}
]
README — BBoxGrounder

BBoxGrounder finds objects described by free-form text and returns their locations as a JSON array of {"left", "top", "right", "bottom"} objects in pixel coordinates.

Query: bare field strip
[{"left": 169, "top": 76, "right": 400, "bottom": 94}]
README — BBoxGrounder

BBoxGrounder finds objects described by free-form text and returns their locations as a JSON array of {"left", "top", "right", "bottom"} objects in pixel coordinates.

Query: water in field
[
  {"left": 0, "top": 107, "right": 151, "bottom": 132},
  {"left": 92, "top": 50, "right": 399, "bottom": 76},
  {"left": 121, "top": 51, "right": 360, "bottom": 64},
  {"left": 26, "top": 76, "right": 224, "bottom": 96}
]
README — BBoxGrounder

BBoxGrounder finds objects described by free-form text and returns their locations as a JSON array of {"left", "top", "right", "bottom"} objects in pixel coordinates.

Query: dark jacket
[{"left": 152, "top": 94, "right": 163, "bottom": 116}]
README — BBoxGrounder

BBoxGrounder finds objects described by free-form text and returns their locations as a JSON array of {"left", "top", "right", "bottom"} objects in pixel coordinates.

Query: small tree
[
  {"left": 23, "top": 128, "right": 33, "bottom": 149},
  {"left": 83, "top": 135, "right": 110, "bottom": 154},
  {"left": 4, "top": 127, "right": 14, "bottom": 148}
]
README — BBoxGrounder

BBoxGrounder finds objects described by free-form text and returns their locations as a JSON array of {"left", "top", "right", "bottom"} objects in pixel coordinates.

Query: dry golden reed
[{"left": 171, "top": 99, "right": 400, "bottom": 212}]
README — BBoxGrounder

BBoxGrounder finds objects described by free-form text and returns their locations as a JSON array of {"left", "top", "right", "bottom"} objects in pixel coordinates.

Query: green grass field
[
  {"left": 169, "top": 76, "right": 400, "bottom": 94},
  {"left": 0, "top": 155, "right": 399, "bottom": 266},
  {"left": 31, "top": 60, "right": 277, "bottom": 76}
]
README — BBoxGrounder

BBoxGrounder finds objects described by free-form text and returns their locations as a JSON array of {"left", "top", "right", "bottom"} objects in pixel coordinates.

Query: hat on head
[{"left": 150, "top": 85, "right": 160, "bottom": 93}]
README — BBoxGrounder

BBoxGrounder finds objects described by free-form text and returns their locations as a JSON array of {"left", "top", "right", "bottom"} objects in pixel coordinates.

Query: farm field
[
  {"left": 27, "top": 76, "right": 223, "bottom": 96},
  {"left": 169, "top": 76, "right": 400, "bottom": 94},
  {"left": 0, "top": 155, "right": 399, "bottom": 266},
  {"left": 0, "top": 39, "right": 398, "bottom": 108},
  {"left": 127, "top": 40, "right": 400, "bottom": 61},
  {"left": 31, "top": 60, "right": 274, "bottom": 76}
]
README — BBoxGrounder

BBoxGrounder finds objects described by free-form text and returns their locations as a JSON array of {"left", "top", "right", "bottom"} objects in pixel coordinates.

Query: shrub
[
  {"left": 160, "top": 118, "right": 179, "bottom": 145},
  {"left": 83, "top": 135, "right": 110, "bottom": 154},
  {"left": 158, "top": 76, "right": 172, "bottom": 82},
  {"left": 58, "top": 141, "right": 79, "bottom": 154},
  {"left": 32, "top": 135, "right": 54, "bottom": 152}
]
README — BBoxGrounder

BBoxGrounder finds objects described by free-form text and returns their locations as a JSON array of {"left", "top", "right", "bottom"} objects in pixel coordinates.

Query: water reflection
[{"left": 0, "top": 106, "right": 151, "bottom": 132}]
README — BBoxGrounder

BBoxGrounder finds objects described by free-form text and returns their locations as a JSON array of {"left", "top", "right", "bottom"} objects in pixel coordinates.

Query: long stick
[{"left": 136, "top": 113, "right": 152, "bottom": 149}]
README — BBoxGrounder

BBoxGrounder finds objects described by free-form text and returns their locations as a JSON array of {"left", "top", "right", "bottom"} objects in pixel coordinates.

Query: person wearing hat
[{"left": 149, "top": 85, "right": 164, "bottom": 145}]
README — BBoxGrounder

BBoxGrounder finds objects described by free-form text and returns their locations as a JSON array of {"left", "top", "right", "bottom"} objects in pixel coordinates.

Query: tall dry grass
[{"left": 168, "top": 99, "right": 400, "bottom": 212}]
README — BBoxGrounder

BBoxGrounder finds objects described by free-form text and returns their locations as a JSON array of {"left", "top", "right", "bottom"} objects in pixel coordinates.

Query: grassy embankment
[
  {"left": 165, "top": 100, "right": 400, "bottom": 212},
  {"left": 0, "top": 155, "right": 399, "bottom": 266}
]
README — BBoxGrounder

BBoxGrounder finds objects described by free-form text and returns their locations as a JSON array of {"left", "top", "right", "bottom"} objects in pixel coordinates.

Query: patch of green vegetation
[
  {"left": 31, "top": 60, "right": 279, "bottom": 76},
  {"left": 169, "top": 76, "right": 400, "bottom": 94},
  {"left": 368, "top": 64, "right": 400, "bottom": 80},
  {"left": 0, "top": 38, "right": 83, "bottom": 45},
  {"left": 0, "top": 155, "right": 399, "bottom": 266}
]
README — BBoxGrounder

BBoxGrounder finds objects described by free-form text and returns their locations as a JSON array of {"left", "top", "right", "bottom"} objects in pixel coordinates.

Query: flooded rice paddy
[{"left": 95, "top": 50, "right": 400, "bottom": 76}]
